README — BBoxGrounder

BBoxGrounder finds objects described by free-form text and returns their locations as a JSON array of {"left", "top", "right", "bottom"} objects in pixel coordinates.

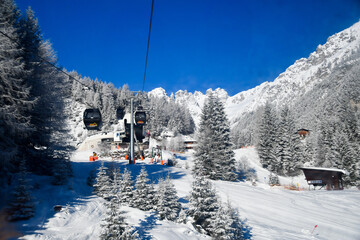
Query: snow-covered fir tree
[
  {"left": 0, "top": 0, "right": 33, "bottom": 185},
  {"left": 334, "top": 131, "right": 358, "bottom": 186},
  {"left": 268, "top": 172, "right": 280, "bottom": 185},
  {"left": 193, "top": 94, "right": 214, "bottom": 177},
  {"left": 193, "top": 93, "right": 237, "bottom": 181},
  {"left": 100, "top": 197, "right": 138, "bottom": 240},
  {"left": 211, "top": 96, "right": 237, "bottom": 180},
  {"left": 93, "top": 162, "right": 112, "bottom": 199},
  {"left": 177, "top": 209, "right": 187, "bottom": 224},
  {"left": 277, "top": 106, "right": 302, "bottom": 176},
  {"left": 316, "top": 121, "right": 337, "bottom": 168},
  {"left": 118, "top": 168, "right": 134, "bottom": 206},
  {"left": 188, "top": 174, "right": 219, "bottom": 234},
  {"left": 8, "top": 159, "right": 35, "bottom": 221},
  {"left": 209, "top": 204, "right": 233, "bottom": 239},
  {"left": 226, "top": 201, "right": 247, "bottom": 240},
  {"left": 132, "top": 167, "right": 155, "bottom": 211},
  {"left": 156, "top": 176, "right": 181, "bottom": 221},
  {"left": 17, "top": 7, "right": 72, "bottom": 177},
  {"left": 257, "top": 102, "right": 278, "bottom": 173},
  {"left": 109, "top": 168, "right": 121, "bottom": 202}
]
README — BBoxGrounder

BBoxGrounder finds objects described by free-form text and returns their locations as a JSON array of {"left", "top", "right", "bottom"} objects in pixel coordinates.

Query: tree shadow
[
  {"left": 113, "top": 162, "right": 186, "bottom": 184},
  {"left": 15, "top": 159, "right": 187, "bottom": 237},
  {"left": 175, "top": 155, "right": 187, "bottom": 161},
  {"left": 135, "top": 212, "right": 159, "bottom": 240},
  {"left": 15, "top": 161, "right": 101, "bottom": 237}
]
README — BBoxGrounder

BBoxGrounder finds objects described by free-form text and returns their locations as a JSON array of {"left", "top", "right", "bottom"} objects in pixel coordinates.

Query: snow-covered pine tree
[
  {"left": 118, "top": 168, "right": 134, "bottom": 206},
  {"left": 209, "top": 204, "right": 233, "bottom": 239},
  {"left": 177, "top": 208, "right": 187, "bottom": 224},
  {"left": 101, "top": 83, "right": 116, "bottom": 131},
  {"left": 211, "top": 96, "right": 237, "bottom": 181},
  {"left": 109, "top": 168, "right": 121, "bottom": 203},
  {"left": 156, "top": 176, "right": 181, "bottom": 221},
  {"left": 100, "top": 197, "right": 138, "bottom": 240},
  {"left": 8, "top": 159, "right": 35, "bottom": 221},
  {"left": 334, "top": 132, "right": 358, "bottom": 187},
  {"left": 93, "top": 162, "right": 112, "bottom": 200},
  {"left": 17, "top": 7, "right": 73, "bottom": 177},
  {"left": 226, "top": 201, "right": 247, "bottom": 240},
  {"left": 193, "top": 101, "right": 213, "bottom": 177},
  {"left": 335, "top": 98, "right": 360, "bottom": 186},
  {"left": 193, "top": 93, "right": 236, "bottom": 181},
  {"left": 188, "top": 175, "right": 219, "bottom": 234},
  {"left": 257, "top": 103, "right": 278, "bottom": 172},
  {"left": 268, "top": 172, "right": 280, "bottom": 185},
  {"left": 277, "top": 106, "right": 302, "bottom": 176},
  {"left": 132, "top": 167, "right": 155, "bottom": 211},
  {"left": 316, "top": 121, "right": 337, "bottom": 168},
  {"left": 0, "top": 0, "right": 33, "bottom": 185}
]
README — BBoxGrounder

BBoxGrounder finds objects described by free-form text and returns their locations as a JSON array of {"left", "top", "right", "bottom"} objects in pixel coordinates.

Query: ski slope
[{"left": 15, "top": 148, "right": 360, "bottom": 240}]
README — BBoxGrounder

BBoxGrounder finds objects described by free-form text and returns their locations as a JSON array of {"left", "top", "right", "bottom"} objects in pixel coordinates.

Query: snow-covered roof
[{"left": 299, "top": 167, "right": 348, "bottom": 175}]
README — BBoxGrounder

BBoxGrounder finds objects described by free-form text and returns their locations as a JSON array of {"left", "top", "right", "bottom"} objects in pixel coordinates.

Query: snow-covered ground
[{"left": 14, "top": 147, "right": 360, "bottom": 240}]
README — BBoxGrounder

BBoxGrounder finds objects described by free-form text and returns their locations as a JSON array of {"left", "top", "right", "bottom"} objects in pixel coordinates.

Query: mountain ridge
[{"left": 148, "top": 20, "right": 360, "bottom": 127}]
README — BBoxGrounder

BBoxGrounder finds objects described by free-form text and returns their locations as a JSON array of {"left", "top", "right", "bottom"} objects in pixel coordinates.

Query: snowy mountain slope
[
  {"left": 16, "top": 146, "right": 360, "bottom": 240},
  {"left": 149, "top": 21, "right": 360, "bottom": 127},
  {"left": 226, "top": 20, "right": 360, "bottom": 125}
]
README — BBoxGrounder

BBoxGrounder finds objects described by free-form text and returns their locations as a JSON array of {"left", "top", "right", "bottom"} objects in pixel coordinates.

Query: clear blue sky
[{"left": 16, "top": 0, "right": 360, "bottom": 95}]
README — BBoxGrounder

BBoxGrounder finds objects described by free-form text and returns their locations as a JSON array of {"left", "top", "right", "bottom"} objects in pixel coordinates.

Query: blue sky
[{"left": 16, "top": 0, "right": 360, "bottom": 95}]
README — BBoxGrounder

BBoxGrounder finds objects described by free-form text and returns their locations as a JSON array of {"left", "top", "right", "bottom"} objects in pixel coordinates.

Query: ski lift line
[
  {"left": 0, "top": 30, "right": 91, "bottom": 91},
  {"left": 142, "top": 0, "right": 155, "bottom": 92}
]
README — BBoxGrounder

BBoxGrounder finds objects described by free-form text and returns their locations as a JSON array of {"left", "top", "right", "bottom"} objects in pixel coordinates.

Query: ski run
[{"left": 7, "top": 147, "right": 360, "bottom": 240}]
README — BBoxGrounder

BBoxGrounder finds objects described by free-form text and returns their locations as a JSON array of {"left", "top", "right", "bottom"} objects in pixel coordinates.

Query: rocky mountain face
[{"left": 149, "top": 21, "right": 360, "bottom": 142}]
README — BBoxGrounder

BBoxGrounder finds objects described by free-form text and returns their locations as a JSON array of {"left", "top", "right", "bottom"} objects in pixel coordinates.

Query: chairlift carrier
[{"left": 83, "top": 108, "right": 102, "bottom": 130}]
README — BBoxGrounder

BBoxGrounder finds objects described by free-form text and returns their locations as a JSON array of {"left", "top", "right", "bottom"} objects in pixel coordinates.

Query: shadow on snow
[{"left": 16, "top": 159, "right": 186, "bottom": 237}]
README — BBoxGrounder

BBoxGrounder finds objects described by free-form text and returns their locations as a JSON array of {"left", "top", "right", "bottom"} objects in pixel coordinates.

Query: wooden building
[
  {"left": 300, "top": 167, "right": 346, "bottom": 190},
  {"left": 184, "top": 140, "right": 197, "bottom": 149},
  {"left": 296, "top": 129, "right": 310, "bottom": 139}
]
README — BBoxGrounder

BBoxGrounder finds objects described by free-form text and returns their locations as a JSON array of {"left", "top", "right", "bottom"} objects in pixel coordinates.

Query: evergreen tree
[
  {"left": 268, "top": 172, "right": 280, "bottom": 185},
  {"left": 0, "top": 0, "right": 33, "bottom": 184},
  {"left": 156, "top": 176, "right": 181, "bottom": 221},
  {"left": 188, "top": 175, "right": 219, "bottom": 234},
  {"left": 334, "top": 132, "right": 358, "bottom": 186},
  {"left": 257, "top": 103, "right": 278, "bottom": 172},
  {"left": 100, "top": 197, "right": 138, "bottom": 240},
  {"left": 193, "top": 94, "right": 236, "bottom": 181},
  {"left": 118, "top": 168, "right": 134, "bottom": 205},
  {"left": 209, "top": 204, "right": 233, "bottom": 239},
  {"left": 8, "top": 159, "right": 35, "bottom": 221},
  {"left": 132, "top": 167, "right": 155, "bottom": 211},
  {"left": 316, "top": 121, "right": 336, "bottom": 168},
  {"left": 17, "top": 7, "right": 73, "bottom": 177},
  {"left": 110, "top": 168, "right": 121, "bottom": 202},
  {"left": 93, "top": 162, "right": 112, "bottom": 199},
  {"left": 177, "top": 209, "right": 187, "bottom": 224},
  {"left": 211, "top": 96, "right": 237, "bottom": 181},
  {"left": 227, "top": 202, "right": 246, "bottom": 240},
  {"left": 277, "top": 106, "right": 302, "bottom": 176}
]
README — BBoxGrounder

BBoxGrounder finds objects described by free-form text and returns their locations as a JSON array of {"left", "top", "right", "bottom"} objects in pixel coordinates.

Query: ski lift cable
[
  {"left": 142, "top": 0, "right": 155, "bottom": 93},
  {"left": 0, "top": 30, "right": 91, "bottom": 90}
]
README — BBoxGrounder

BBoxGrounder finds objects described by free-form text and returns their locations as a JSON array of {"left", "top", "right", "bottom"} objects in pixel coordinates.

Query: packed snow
[{"left": 12, "top": 146, "right": 360, "bottom": 240}]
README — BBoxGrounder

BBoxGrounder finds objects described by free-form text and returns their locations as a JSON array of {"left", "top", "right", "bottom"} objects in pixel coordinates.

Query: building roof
[{"left": 299, "top": 167, "right": 348, "bottom": 175}]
